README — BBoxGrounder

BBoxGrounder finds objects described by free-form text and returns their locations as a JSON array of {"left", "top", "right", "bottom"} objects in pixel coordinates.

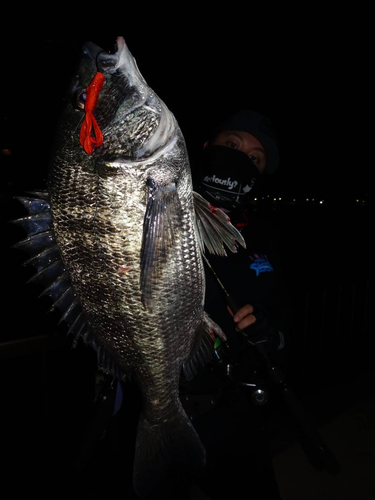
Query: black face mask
[{"left": 196, "top": 145, "right": 261, "bottom": 211}]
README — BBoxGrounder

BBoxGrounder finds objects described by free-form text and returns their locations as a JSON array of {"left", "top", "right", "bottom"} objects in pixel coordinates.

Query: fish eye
[{"left": 75, "top": 89, "right": 87, "bottom": 110}]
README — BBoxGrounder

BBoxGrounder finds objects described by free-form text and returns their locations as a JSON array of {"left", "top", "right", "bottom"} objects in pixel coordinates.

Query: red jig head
[{"left": 79, "top": 72, "right": 105, "bottom": 154}]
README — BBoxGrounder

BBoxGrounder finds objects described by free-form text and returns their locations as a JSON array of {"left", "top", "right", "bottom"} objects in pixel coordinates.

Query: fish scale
[
  {"left": 13, "top": 36, "right": 245, "bottom": 498},
  {"left": 53, "top": 155, "right": 199, "bottom": 379}
]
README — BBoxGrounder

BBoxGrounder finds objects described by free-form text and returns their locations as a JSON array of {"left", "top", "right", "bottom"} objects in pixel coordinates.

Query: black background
[
  {"left": 0, "top": 10, "right": 372, "bottom": 499},
  {"left": 0, "top": 10, "right": 371, "bottom": 199}
]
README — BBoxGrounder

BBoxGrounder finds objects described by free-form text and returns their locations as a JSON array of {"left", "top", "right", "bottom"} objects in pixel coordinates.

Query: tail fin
[{"left": 133, "top": 407, "right": 206, "bottom": 498}]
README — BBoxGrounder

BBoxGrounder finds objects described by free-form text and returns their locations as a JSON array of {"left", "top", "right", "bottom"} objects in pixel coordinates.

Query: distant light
[
  {"left": 278, "top": 197, "right": 282, "bottom": 201},
  {"left": 319, "top": 200, "right": 324, "bottom": 204},
  {"left": 1, "top": 148, "right": 12, "bottom": 155}
]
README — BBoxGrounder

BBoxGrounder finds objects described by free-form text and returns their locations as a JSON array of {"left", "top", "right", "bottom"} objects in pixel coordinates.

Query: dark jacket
[{"left": 181, "top": 208, "right": 292, "bottom": 399}]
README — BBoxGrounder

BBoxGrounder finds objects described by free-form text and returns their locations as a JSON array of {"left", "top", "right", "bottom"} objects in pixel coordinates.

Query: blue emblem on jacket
[{"left": 250, "top": 254, "right": 274, "bottom": 276}]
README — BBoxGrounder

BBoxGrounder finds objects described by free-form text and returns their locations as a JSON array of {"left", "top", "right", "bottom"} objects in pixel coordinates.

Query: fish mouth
[
  {"left": 96, "top": 37, "right": 147, "bottom": 86},
  {"left": 82, "top": 36, "right": 144, "bottom": 82},
  {"left": 90, "top": 36, "right": 177, "bottom": 160}
]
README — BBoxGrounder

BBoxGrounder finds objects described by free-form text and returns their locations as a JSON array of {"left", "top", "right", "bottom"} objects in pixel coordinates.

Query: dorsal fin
[
  {"left": 12, "top": 194, "right": 91, "bottom": 343},
  {"left": 11, "top": 193, "right": 125, "bottom": 379}
]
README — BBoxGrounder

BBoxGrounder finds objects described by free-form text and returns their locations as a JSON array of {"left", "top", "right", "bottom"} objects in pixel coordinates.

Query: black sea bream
[{"left": 13, "top": 36, "right": 244, "bottom": 497}]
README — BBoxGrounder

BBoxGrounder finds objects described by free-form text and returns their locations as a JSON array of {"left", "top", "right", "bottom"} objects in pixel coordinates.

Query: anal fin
[{"left": 182, "top": 312, "right": 227, "bottom": 381}]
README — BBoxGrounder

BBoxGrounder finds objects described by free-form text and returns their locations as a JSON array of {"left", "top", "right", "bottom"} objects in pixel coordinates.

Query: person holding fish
[
  {"left": 15, "top": 32, "right": 291, "bottom": 497},
  {"left": 182, "top": 109, "right": 292, "bottom": 499}
]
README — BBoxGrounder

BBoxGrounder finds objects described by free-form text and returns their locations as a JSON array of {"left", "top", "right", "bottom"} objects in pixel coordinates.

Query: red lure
[{"left": 79, "top": 72, "right": 105, "bottom": 154}]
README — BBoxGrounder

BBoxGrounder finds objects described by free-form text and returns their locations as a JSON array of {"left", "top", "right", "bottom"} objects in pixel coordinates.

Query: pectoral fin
[
  {"left": 140, "top": 179, "right": 181, "bottom": 310},
  {"left": 193, "top": 191, "right": 246, "bottom": 255}
]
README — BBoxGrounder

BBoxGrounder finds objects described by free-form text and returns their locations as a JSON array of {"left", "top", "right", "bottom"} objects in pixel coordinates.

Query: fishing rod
[{"left": 202, "top": 253, "right": 341, "bottom": 476}]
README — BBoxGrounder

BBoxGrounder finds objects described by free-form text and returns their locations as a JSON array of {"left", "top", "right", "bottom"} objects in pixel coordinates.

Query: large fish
[{"left": 13, "top": 36, "right": 244, "bottom": 497}]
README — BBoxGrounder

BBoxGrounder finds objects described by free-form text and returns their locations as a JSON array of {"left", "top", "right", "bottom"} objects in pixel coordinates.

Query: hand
[
  {"left": 228, "top": 304, "right": 282, "bottom": 348},
  {"left": 227, "top": 304, "right": 257, "bottom": 332}
]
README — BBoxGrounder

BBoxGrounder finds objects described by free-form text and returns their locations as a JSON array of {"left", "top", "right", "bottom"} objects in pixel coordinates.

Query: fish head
[{"left": 53, "top": 36, "right": 177, "bottom": 166}]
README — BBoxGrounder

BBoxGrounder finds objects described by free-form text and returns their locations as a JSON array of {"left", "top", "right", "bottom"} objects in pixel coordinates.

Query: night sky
[{"left": 0, "top": 12, "right": 370, "bottom": 200}]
